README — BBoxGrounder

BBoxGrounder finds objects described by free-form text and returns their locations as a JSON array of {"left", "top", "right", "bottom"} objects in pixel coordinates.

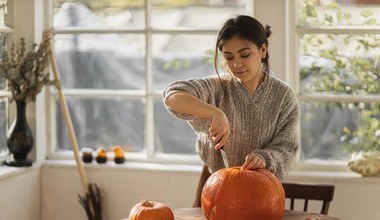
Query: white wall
[
  {"left": 40, "top": 162, "right": 201, "bottom": 220},
  {"left": 1, "top": 162, "right": 379, "bottom": 220},
  {"left": 286, "top": 171, "right": 380, "bottom": 220},
  {"left": 254, "top": 0, "right": 287, "bottom": 81},
  {"left": 39, "top": 162, "right": 380, "bottom": 220},
  {"left": 0, "top": 166, "right": 40, "bottom": 220}
]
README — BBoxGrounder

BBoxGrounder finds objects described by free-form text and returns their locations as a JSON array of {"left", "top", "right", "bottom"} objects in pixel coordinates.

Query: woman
[{"left": 163, "top": 15, "right": 300, "bottom": 207}]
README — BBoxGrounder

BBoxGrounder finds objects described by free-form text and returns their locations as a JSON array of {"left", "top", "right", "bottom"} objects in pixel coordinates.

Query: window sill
[
  {"left": 43, "top": 159, "right": 380, "bottom": 182},
  {"left": 285, "top": 170, "right": 380, "bottom": 183},
  {"left": 0, "top": 163, "right": 40, "bottom": 181},
  {"left": 2, "top": 160, "right": 378, "bottom": 184},
  {"left": 285, "top": 161, "right": 380, "bottom": 183},
  {"left": 41, "top": 159, "right": 202, "bottom": 173}
]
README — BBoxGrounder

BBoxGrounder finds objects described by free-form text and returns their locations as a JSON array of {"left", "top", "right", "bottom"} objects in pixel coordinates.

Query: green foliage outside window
[{"left": 299, "top": 0, "right": 380, "bottom": 154}]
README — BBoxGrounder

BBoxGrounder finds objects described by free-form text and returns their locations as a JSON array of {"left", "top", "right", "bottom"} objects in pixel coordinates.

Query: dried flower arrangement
[{"left": 0, "top": 34, "right": 55, "bottom": 102}]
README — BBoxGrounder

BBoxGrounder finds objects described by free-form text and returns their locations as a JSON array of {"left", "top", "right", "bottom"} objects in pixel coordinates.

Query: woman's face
[{"left": 221, "top": 36, "right": 266, "bottom": 89}]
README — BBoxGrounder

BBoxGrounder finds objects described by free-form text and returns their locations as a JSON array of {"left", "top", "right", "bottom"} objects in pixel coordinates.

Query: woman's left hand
[{"left": 241, "top": 154, "right": 266, "bottom": 170}]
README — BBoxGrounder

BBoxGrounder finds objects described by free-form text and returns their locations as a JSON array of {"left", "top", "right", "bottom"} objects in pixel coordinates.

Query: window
[
  {"left": 49, "top": 0, "right": 252, "bottom": 163},
  {"left": 0, "top": 0, "right": 12, "bottom": 159},
  {"left": 294, "top": 0, "right": 380, "bottom": 163}
]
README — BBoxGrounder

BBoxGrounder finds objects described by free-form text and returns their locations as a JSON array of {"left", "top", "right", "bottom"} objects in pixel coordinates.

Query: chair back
[{"left": 282, "top": 182, "right": 335, "bottom": 215}]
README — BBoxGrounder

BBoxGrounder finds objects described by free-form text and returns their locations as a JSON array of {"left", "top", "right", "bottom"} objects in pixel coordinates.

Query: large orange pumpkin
[
  {"left": 201, "top": 167, "right": 285, "bottom": 220},
  {"left": 128, "top": 200, "right": 174, "bottom": 220}
]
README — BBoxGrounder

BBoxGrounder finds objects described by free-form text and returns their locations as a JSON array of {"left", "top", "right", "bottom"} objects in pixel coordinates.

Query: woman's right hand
[
  {"left": 209, "top": 109, "right": 230, "bottom": 149},
  {"left": 165, "top": 92, "right": 230, "bottom": 148}
]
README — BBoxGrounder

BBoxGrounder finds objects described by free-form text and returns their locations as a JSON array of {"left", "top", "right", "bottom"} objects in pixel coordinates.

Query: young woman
[{"left": 163, "top": 15, "right": 300, "bottom": 207}]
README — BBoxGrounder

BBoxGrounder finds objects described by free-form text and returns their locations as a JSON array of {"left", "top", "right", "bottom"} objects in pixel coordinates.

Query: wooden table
[{"left": 173, "top": 208, "right": 341, "bottom": 220}]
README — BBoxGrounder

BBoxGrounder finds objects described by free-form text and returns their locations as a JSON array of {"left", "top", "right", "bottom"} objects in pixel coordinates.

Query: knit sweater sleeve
[
  {"left": 253, "top": 89, "right": 300, "bottom": 180},
  {"left": 162, "top": 76, "right": 220, "bottom": 121}
]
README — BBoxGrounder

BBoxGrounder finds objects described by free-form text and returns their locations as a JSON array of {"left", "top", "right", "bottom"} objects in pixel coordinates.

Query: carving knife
[{"left": 220, "top": 147, "right": 229, "bottom": 168}]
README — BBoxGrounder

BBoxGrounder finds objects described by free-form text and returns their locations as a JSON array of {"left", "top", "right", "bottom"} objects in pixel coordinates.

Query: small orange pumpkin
[
  {"left": 112, "top": 145, "right": 125, "bottom": 164},
  {"left": 112, "top": 145, "right": 124, "bottom": 157},
  {"left": 201, "top": 167, "right": 285, "bottom": 220},
  {"left": 95, "top": 147, "right": 107, "bottom": 163},
  {"left": 128, "top": 200, "right": 174, "bottom": 220}
]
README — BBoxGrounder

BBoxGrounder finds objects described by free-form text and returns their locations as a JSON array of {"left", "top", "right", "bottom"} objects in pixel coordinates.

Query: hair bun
[{"left": 265, "top": 25, "right": 272, "bottom": 38}]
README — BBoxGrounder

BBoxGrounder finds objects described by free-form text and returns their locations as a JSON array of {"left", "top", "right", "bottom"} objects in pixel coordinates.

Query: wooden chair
[{"left": 282, "top": 182, "right": 335, "bottom": 215}]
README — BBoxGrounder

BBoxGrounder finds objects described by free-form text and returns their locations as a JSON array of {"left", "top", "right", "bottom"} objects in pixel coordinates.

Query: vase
[{"left": 5, "top": 99, "right": 34, "bottom": 167}]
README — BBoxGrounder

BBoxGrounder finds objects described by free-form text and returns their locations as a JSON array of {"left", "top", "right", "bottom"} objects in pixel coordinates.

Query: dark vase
[{"left": 5, "top": 99, "right": 34, "bottom": 167}]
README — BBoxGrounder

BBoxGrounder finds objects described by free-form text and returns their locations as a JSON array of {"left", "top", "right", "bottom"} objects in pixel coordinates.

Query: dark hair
[{"left": 214, "top": 15, "right": 272, "bottom": 75}]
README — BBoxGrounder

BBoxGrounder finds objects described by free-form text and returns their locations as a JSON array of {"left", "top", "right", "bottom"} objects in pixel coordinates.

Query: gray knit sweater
[{"left": 163, "top": 72, "right": 300, "bottom": 180}]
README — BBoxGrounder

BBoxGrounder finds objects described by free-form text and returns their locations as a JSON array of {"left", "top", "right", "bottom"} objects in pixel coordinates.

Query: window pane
[
  {"left": 154, "top": 99, "right": 197, "bottom": 155},
  {"left": 0, "top": 0, "right": 7, "bottom": 156},
  {"left": 0, "top": 33, "right": 7, "bottom": 90},
  {"left": 299, "top": 0, "right": 380, "bottom": 27},
  {"left": 53, "top": 0, "right": 145, "bottom": 28},
  {"left": 299, "top": 33, "right": 380, "bottom": 95},
  {"left": 152, "top": 1, "right": 247, "bottom": 29},
  {"left": 300, "top": 101, "right": 379, "bottom": 160},
  {"left": 0, "top": 1, "right": 7, "bottom": 27},
  {"left": 56, "top": 97, "right": 144, "bottom": 152},
  {"left": 54, "top": 34, "right": 145, "bottom": 89},
  {"left": 0, "top": 100, "right": 7, "bottom": 155},
  {"left": 0, "top": 75, "right": 4, "bottom": 90},
  {"left": 152, "top": 34, "right": 215, "bottom": 91}
]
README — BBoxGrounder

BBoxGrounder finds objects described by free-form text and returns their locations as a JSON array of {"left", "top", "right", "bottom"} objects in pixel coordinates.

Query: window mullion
[
  {"left": 287, "top": 0, "right": 302, "bottom": 164},
  {"left": 145, "top": 0, "right": 154, "bottom": 160},
  {"left": 53, "top": 28, "right": 218, "bottom": 35},
  {"left": 297, "top": 26, "right": 380, "bottom": 34},
  {"left": 286, "top": 0, "right": 299, "bottom": 92},
  {"left": 298, "top": 94, "right": 380, "bottom": 103},
  {"left": 52, "top": 28, "right": 146, "bottom": 35},
  {"left": 50, "top": 89, "right": 146, "bottom": 98}
]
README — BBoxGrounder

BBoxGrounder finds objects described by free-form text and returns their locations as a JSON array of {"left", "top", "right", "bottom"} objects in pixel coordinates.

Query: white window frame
[
  {"left": 0, "top": 0, "right": 17, "bottom": 161},
  {"left": 44, "top": 0, "right": 254, "bottom": 165},
  {"left": 0, "top": 0, "right": 49, "bottom": 164},
  {"left": 287, "top": 0, "right": 380, "bottom": 171},
  {"left": 12, "top": 0, "right": 375, "bottom": 173}
]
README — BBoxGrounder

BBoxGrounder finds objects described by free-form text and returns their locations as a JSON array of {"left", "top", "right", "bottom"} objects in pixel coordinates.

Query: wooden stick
[
  {"left": 45, "top": 31, "right": 102, "bottom": 219},
  {"left": 44, "top": 30, "right": 89, "bottom": 192}
]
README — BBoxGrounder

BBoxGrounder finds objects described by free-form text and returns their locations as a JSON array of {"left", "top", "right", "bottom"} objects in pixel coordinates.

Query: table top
[{"left": 173, "top": 208, "right": 341, "bottom": 220}]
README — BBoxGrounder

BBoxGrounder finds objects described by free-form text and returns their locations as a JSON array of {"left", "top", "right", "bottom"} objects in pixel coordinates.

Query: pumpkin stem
[{"left": 142, "top": 200, "right": 154, "bottom": 207}]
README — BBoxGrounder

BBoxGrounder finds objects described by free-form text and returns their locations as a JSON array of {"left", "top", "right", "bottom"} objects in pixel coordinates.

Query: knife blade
[{"left": 220, "top": 147, "right": 229, "bottom": 168}]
